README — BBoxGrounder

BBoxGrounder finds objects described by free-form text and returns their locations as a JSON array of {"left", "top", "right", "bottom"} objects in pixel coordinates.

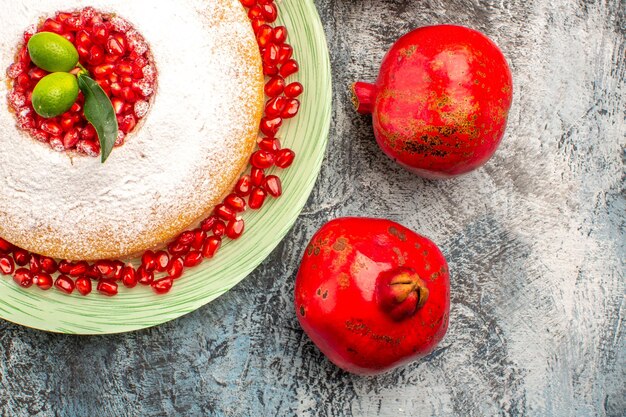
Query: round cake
[{"left": 0, "top": 0, "right": 264, "bottom": 260}]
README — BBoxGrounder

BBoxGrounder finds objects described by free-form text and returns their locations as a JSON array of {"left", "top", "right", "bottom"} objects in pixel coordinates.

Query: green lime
[
  {"left": 32, "top": 72, "right": 79, "bottom": 118},
  {"left": 27, "top": 32, "right": 79, "bottom": 72}
]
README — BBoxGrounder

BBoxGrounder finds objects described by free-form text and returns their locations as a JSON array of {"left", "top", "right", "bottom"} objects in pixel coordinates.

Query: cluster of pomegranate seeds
[
  {"left": 0, "top": 0, "right": 301, "bottom": 296},
  {"left": 6, "top": 7, "right": 156, "bottom": 155}
]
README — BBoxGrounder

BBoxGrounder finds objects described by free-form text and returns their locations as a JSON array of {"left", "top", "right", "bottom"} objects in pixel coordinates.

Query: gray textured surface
[{"left": 1, "top": 0, "right": 624, "bottom": 416}]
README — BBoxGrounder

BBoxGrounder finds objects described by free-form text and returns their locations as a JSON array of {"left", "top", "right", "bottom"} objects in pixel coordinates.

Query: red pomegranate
[
  {"left": 353, "top": 25, "right": 513, "bottom": 178},
  {"left": 295, "top": 217, "right": 450, "bottom": 375}
]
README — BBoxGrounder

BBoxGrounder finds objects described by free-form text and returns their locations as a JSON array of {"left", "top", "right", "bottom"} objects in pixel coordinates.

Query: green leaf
[{"left": 77, "top": 73, "right": 118, "bottom": 163}]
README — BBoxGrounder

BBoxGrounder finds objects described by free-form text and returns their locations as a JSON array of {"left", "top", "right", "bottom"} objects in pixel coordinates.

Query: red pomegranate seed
[
  {"left": 111, "top": 98, "right": 125, "bottom": 115},
  {"left": 69, "top": 261, "right": 88, "bottom": 277},
  {"left": 256, "top": 25, "right": 273, "bottom": 47},
  {"left": 177, "top": 231, "right": 195, "bottom": 246},
  {"left": 15, "top": 73, "right": 31, "bottom": 91},
  {"left": 63, "top": 129, "right": 79, "bottom": 149},
  {"left": 192, "top": 230, "right": 206, "bottom": 251},
  {"left": 251, "top": 150, "right": 275, "bottom": 169},
  {"left": 0, "top": 238, "right": 12, "bottom": 252},
  {"left": 248, "top": 187, "right": 267, "bottom": 209},
  {"left": 275, "top": 148, "right": 295, "bottom": 168},
  {"left": 168, "top": 241, "right": 190, "bottom": 256},
  {"left": 13, "top": 268, "right": 33, "bottom": 288},
  {"left": 85, "top": 265, "right": 101, "bottom": 280},
  {"left": 94, "top": 63, "right": 115, "bottom": 77},
  {"left": 97, "top": 280, "right": 118, "bottom": 296},
  {"left": 28, "top": 67, "right": 47, "bottom": 82},
  {"left": 113, "top": 260, "right": 125, "bottom": 281},
  {"left": 122, "top": 266, "right": 137, "bottom": 288},
  {"left": 75, "top": 276, "right": 92, "bottom": 296},
  {"left": 155, "top": 251, "right": 170, "bottom": 272},
  {"left": 151, "top": 277, "right": 173, "bottom": 294},
  {"left": 235, "top": 175, "right": 252, "bottom": 197},
  {"left": 107, "top": 35, "right": 126, "bottom": 56},
  {"left": 280, "top": 59, "right": 299, "bottom": 78},
  {"left": 251, "top": 167, "right": 265, "bottom": 187},
  {"left": 88, "top": 45, "right": 104, "bottom": 65},
  {"left": 263, "top": 44, "right": 280, "bottom": 66},
  {"left": 265, "top": 96, "right": 287, "bottom": 118},
  {"left": 225, "top": 194, "right": 246, "bottom": 212},
  {"left": 13, "top": 249, "right": 30, "bottom": 266},
  {"left": 248, "top": 5, "right": 263, "bottom": 20},
  {"left": 76, "top": 30, "right": 92, "bottom": 48},
  {"left": 95, "top": 260, "right": 116, "bottom": 279},
  {"left": 215, "top": 204, "right": 236, "bottom": 221},
  {"left": 40, "top": 257, "right": 58, "bottom": 274},
  {"left": 58, "top": 260, "right": 73, "bottom": 274},
  {"left": 265, "top": 76, "right": 285, "bottom": 97},
  {"left": 212, "top": 221, "right": 226, "bottom": 237},
  {"left": 34, "top": 273, "right": 53, "bottom": 290},
  {"left": 18, "top": 48, "right": 31, "bottom": 66},
  {"left": 273, "top": 26, "right": 288, "bottom": 44},
  {"left": 226, "top": 219, "right": 245, "bottom": 240},
  {"left": 251, "top": 18, "right": 267, "bottom": 33},
  {"left": 284, "top": 82, "right": 303, "bottom": 97},
  {"left": 64, "top": 15, "right": 83, "bottom": 31},
  {"left": 29, "top": 255, "right": 41, "bottom": 273},
  {"left": 263, "top": 63, "right": 278, "bottom": 76},
  {"left": 141, "top": 250, "right": 157, "bottom": 272},
  {"left": 281, "top": 98, "right": 300, "bottom": 118},
  {"left": 54, "top": 275, "right": 75, "bottom": 294},
  {"left": 166, "top": 257, "right": 184, "bottom": 279},
  {"left": 42, "top": 18, "right": 64, "bottom": 34},
  {"left": 137, "top": 266, "right": 154, "bottom": 285},
  {"left": 92, "top": 22, "right": 109, "bottom": 44},
  {"left": 200, "top": 216, "right": 218, "bottom": 232},
  {"left": 260, "top": 3, "right": 278, "bottom": 21},
  {"left": 260, "top": 117, "right": 282, "bottom": 136},
  {"left": 40, "top": 120, "right": 62, "bottom": 137},
  {"left": 80, "top": 125, "right": 97, "bottom": 141},
  {"left": 183, "top": 251, "right": 203, "bottom": 268},
  {"left": 258, "top": 137, "right": 281, "bottom": 152},
  {"left": 0, "top": 255, "right": 15, "bottom": 275},
  {"left": 201, "top": 236, "right": 221, "bottom": 259},
  {"left": 277, "top": 44, "right": 293, "bottom": 64},
  {"left": 241, "top": 0, "right": 256, "bottom": 7},
  {"left": 60, "top": 116, "right": 74, "bottom": 131},
  {"left": 264, "top": 175, "right": 283, "bottom": 197}
]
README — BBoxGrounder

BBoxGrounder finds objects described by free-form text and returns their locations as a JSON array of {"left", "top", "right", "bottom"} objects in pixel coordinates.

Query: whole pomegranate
[
  {"left": 295, "top": 217, "right": 450, "bottom": 375},
  {"left": 353, "top": 25, "right": 513, "bottom": 178}
]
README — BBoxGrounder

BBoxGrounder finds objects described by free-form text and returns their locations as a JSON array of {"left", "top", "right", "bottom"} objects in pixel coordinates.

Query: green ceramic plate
[{"left": 0, "top": 0, "right": 331, "bottom": 334}]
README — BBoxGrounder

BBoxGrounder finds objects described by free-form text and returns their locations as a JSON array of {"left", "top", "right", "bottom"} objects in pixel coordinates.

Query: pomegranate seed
[
  {"left": 260, "top": 3, "right": 278, "bottom": 21},
  {"left": 122, "top": 266, "right": 137, "bottom": 288},
  {"left": 16, "top": 73, "right": 31, "bottom": 91},
  {"left": 273, "top": 26, "right": 288, "bottom": 44},
  {"left": 18, "top": 48, "right": 31, "bottom": 66},
  {"left": 183, "top": 251, "right": 203, "bottom": 268},
  {"left": 277, "top": 44, "right": 293, "bottom": 64},
  {"left": 88, "top": 45, "right": 105, "bottom": 65},
  {"left": 284, "top": 82, "right": 304, "bottom": 97},
  {"left": 141, "top": 250, "right": 157, "bottom": 272},
  {"left": 265, "top": 76, "right": 285, "bottom": 97},
  {"left": 275, "top": 148, "right": 296, "bottom": 168},
  {"left": 215, "top": 204, "right": 236, "bottom": 221},
  {"left": 264, "top": 175, "right": 283, "bottom": 197},
  {"left": 177, "top": 231, "right": 195, "bottom": 246},
  {"left": 248, "top": 6, "right": 263, "bottom": 20},
  {"left": 263, "top": 63, "right": 279, "bottom": 76},
  {"left": 13, "top": 268, "right": 33, "bottom": 288},
  {"left": 251, "top": 167, "right": 265, "bottom": 187},
  {"left": 265, "top": 96, "right": 287, "bottom": 118},
  {"left": 13, "top": 250, "right": 30, "bottom": 266},
  {"left": 85, "top": 265, "right": 101, "bottom": 280},
  {"left": 63, "top": 129, "right": 79, "bottom": 148},
  {"left": 29, "top": 255, "right": 41, "bottom": 273},
  {"left": 281, "top": 99, "right": 300, "bottom": 118},
  {"left": 192, "top": 229, "right": 206, "bottom": 251},
  {"left": 112, "top": 98, "right": 125, "bottom": 115},
  {"left": 64, "top": 15, "right": 83, "bottom": 31},
  {"left": 107, "top": 35, "right": 126, "bottom": 56},
  {"left": 69, "top": 261, "right": 89, "bottom": 277},
  {"left": 34, "top": 273, "right": 53, "bottom": 290},
  {"left": 200, "top": 216, "right": 218, "bottom": 232},
  {"left": 95, "top": 260, "right": 116, "bottom": 279},
  {"left": 256, "top": 25, "right": 273, "bottom": 47},
  {"left": 40, "top": 120, "right": 62, "bottom": 137},
  {"left": 80, "top": 125, "right": 97, "bottom": 141},
  {"left": 201, "top": 236, "right": 222, "bottom": 259},
  {"left": 118, "top": 113, "right": 137, "bottom": 133},
  {"left": 113, "top": 261, "right": 125, "bottom": 281},
  {"left": 258, "top": 137, "right": 281, "bottom": 152},
  {"left": 260, "top": 117, "right": 282, "bottom": 136},
  {"left": 110, "top": 82, "right": 123, "bottom": 97},
  {"left": 241, "top": 0, "right": 256, "bottom": 8},
  {"left": 28, "top": 67, "right": 47, "bottom": 82},
  {"left": 280, "top": 59, "right": 299, "bottom": 78},
  {"left": 152, "top": 277, "right": 173, "bottom": 294},
  {"left": 58, "top": 260, "right": 73, "bottom": 274},
  {"left": 155, "top": 251, "right": 170, "bottom": 272},
  {"left": 168, "top": 241, "right": 190, "bottom": 256},
  {"left": 0, "top": 238, "right": 12, "bottom": 252},
  {"left": 137, "top": 266, "right": 154, "bottom": 285},
  {"left": 263, "top": 44, "right": 280, "bottom": 66},
  {"left": 40, "top": 257, "right": 58, "bottom": 274},
  {"left": 94, "top": 63, "right": 115, "bottom": 77},
  {"left": 55, "top": 275, "right": 75, "bottom": 294},
  {"left": 226, "top": 219, "right": 245, "bottom": 240},
  {"left": 92, "top": 22, "right": 109, "bottom": 44},
  {"left": 251, "top": 18, "right": 267, "bottom": 33},
  {"left": 75, "top": 276, "right": 92, "bottom": 296},
  {"left": 235, "top": 175, "right": 253, "bottom": 197},
  {"left": 166, "top": 257, "right": 184, "bottom": 279},
  {"left": 60, "top": 116, "right": 74, "bottom": 131},
  {"left": 0, "top": 255, "right": 15, "bottom": 275},
  {"left": 76, "top": 30, "right": 92, "bottom": 48},
  {"left": 97, "top": 280, "right": 118, "bottom": 296},
  {"left": 225, "top": 194, "right": 246, "bottom": 212},
  {"left": 212, "top": 221, "right": 226, "bottom": 237},
  {"left": 251, "top": 150, "right": 275, "bottom": 169},
  {"left": 249, "top": 188, "right": 267, "bottom": 209},
  {"left": 42, "top": 18, "right": 64, "bottom": 34}
]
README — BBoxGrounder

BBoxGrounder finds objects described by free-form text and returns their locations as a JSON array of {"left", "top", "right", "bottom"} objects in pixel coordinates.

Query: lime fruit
[
  {"left": 32, "top": 72, "right": 79, "bottom": 118},
  {"left": 27, "top": 32, "right": 79, "bottom": 73}
]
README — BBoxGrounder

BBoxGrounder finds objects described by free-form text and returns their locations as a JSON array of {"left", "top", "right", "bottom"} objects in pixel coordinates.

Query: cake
[{"left": 0, "top": 0, "right": 265, "bottom": 261}]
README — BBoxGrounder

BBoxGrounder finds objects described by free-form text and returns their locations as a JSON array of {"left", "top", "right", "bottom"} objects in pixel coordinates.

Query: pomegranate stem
[{"left": 351, "top": 82, "right": 377, "bottom": 114}]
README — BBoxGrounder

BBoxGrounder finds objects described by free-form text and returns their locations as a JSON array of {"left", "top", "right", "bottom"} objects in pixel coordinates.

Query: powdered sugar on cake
[{"left": 0, "top": 0, "right": 264, "bottom": 260}]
